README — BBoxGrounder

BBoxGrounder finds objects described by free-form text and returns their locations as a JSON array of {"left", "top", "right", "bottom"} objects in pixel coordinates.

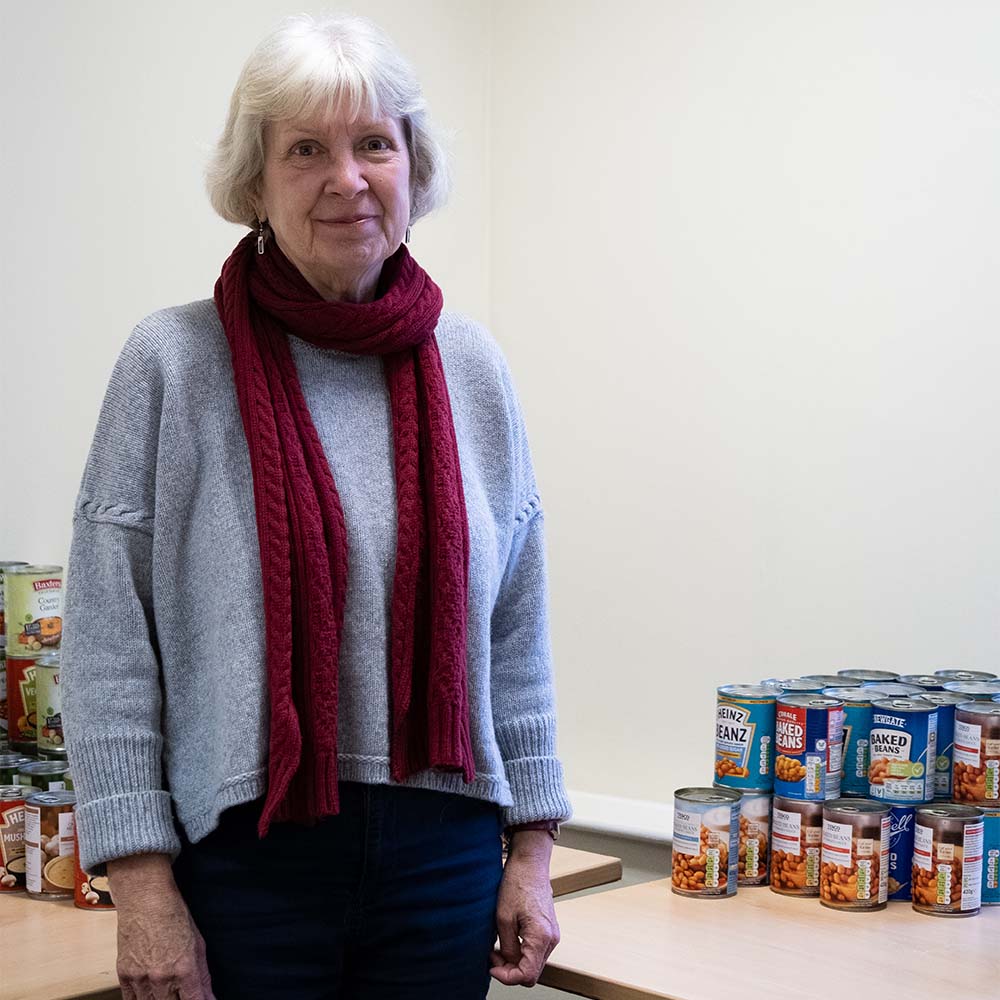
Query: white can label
[
  {"left": 821, "top": 820, "right": 852, "bottom": 868},
  {"left": 962, "top": 822, "right": 984, "bottom": 912},
  {"left": 673, "top": 808, "right": 702, "bottom": 857},
  {"left": 773, "top": 807, "right": 801, "bottom": 853},
  {"left": 879, "top": 815, "right": 890, "bottom": 903},
  {"left": 914, "top": 823, "right": 933, "bottom": 871},
  {"left": 955, "top": 719, "right": 981, "bottom": 768}
]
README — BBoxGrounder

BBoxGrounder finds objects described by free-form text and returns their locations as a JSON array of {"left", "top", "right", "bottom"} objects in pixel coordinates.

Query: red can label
[{"left": 774, "top": 702, "right": 844, "bottom": 800}]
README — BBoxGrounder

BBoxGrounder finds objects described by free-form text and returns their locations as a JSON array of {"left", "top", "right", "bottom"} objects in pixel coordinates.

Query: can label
[
  {"left": 841, "top": 701, "right": 874, "bottom": 796},
  {"left": 771, "top": 801, "right": 823, "bottom": 894},
  {"left": 983, "top": 811, "right": 1000, "bottom": 905},
  {"left": 888, "top": 805, "right": 915, "bottom": 900},
  {"left": 933, "top": 704, "right": 957, "bottom": 799},
  {"left": 714, "top": 689, "right": 775, "bottom": 790},
  {"left": 821, "top": 814, "right": 889, "bottom": 908},
  {"left": 25, "top": 803, "right": 75, "bottom": 897},
  {"left": 0, "top": 795, "right": 27, "bottom": 891},
  {"left": 869, "top": 707, "right": 937, "bottom": 802},
  {"left": 774, "top": 703, "right": 843, "bottom": 800},
  {"left": 913, "top": 820, "right": 984, "bottom": 914},
  {"left": 35, "top": 667, "right": 62, "bottom": 753},
  {"left": 6, "top": 659, "right": 36, "bottom": 749},
  {"left": 4, "top": 573, "right": 62, "bottom": 657},
  {"left": 0, "top": 662, "right": 6, "bottom": 735},
  {"left": 954, "top": 714, "right": 1000, "bottom": 804},
  {"left": 74, "top": 835, "right": 114, "bottom": 910},
  {"left": 737, "top": 792, "right": 771, "bottom": 886},
  {"left": 672, "top": 796, "right": 739, "bottom": 897}
]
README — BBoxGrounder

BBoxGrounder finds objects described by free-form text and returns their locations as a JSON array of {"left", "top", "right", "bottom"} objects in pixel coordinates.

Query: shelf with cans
[
  {"left": 673, "top": 668, "right": 1000, "bottom": 916},
  {"left": 0, "top": 560, "right": 110, "bottom": 909}
]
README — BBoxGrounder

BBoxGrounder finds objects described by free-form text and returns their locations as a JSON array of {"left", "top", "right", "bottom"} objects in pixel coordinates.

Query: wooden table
[
  {"left": 2, "top": 845, "right": 622, "bottom": 1000},
  {"left": 540, "top": 878, "right": 1000, "bottom": 999}
]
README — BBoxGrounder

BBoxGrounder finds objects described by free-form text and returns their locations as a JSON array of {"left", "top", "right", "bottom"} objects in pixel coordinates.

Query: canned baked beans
[
  {"left": 953, "top": 702, "right": 1000, "bottom": 805},
  {"left": 888, "top": 803, "right": 915, "bottom": 900},
  {"left": 714, "top": 685, "right": 775, "bottom": 791},
  {"left": 934, "top": 669, "right": 997, "bottom": 682},
  {"left": 24, "top": 790, "right": 75, "bottom": 899},
  {"left": 898, "top": 675, "right": 948, "bottom": 692},
  {"left": 0, "top": 784, "right": 31, "bottom": 891},
  {"left": 912, "top": 804, "right": 984, "bottom": 917},
  {"left": 74, "top": 834, "right": 114, "bottom": 910},
  {"left": 823, "top": 687, "right": 873, "bottom": 797},
  {"left": 733, "top": 789, "right": 770, "bottom": 886},
  {"left": 982, "top": 808, "right": 999, "bottom": 906},
  {"left": 770, "top": 796, "right": 823, "bottom": 896},
  {"left": 820, "top": 799, "right": 890, "bottom": 910},
  {"left": 774, "top": 694, "right": 844, "bottom": 800},
  {"left": 837, "top": 669, "right": 899, "bottom": 684},
  {"left": 861, "top": 683, "right": 925, "bottom": 698},
  {"left": 915, "top": 691, "right": 967, "bottom": 800},
  {"left": 671, "top": 787, "right": 740, "bottom": 898},
  {"left": 868, "top": 698, "right": 937, "bottom": 804},
  {"left": 942, "top": 681, "right": 1000, "bottom": 702}
]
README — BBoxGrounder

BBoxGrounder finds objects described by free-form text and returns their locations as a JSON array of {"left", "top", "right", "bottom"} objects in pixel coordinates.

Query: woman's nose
[{"left": 323, "top": 154, "right": 367, "bottom": 198}]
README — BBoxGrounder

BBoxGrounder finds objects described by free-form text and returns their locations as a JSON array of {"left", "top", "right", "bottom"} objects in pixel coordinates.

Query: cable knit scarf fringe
[{"left": 214, "top": 231, "right": 475, "bottom": 837}]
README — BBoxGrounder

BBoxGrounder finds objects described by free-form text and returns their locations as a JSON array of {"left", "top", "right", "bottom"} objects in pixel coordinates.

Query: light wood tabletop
[
  {"left": 539, "top": 877, "right": 999, "bottom": 1000},
  {"left": 2, "top": 844, "right": 622, "bottom": 1000}
]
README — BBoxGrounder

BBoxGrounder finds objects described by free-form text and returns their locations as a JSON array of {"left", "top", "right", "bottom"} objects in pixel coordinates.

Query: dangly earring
[
  {"left": 405, "top": 225, "right": 411, "bottom": 245},
  {"left": 257, "top": 218, "right": 267, "bottom": 255}
]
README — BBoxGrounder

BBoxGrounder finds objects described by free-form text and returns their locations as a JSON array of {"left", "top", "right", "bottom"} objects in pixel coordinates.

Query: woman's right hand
[{"left": 108, "top": 854, "right": 217, "bottom": 1000}]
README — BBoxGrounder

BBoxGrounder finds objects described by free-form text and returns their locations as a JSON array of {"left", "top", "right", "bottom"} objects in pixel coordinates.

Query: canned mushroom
[
  {"left": 671, "top": 787, "right": 740, "bottom": 898},
  {"left": 837, "top": 669, "right": 900, "bottom": 684},
  {"left": 770, "top": 796, "right": 824, "bottom": 896},
  {"left": 868, "top": 698, "right": 938, "bottom": 804},
  {"left": 823, "top": 687, "right": 873, "bottom": 797},
  {"left": 773, "top": 694, "right": 844, "bottom": 801},
  {"left": 24, "top": 790, "right": 76, "bottom": 899},
  {"left": 914, "top": 691, "right": 967, "bottom": 800},
  {"left": 0, "top": 785, "right": 31, "bottom": 891},
  {"left": 820, "top": 799, "right": 890, "bottom": 910},
  {"left": 912, "top": 804, "right": 984, "bottom": 917},
  {"left": 982, "top": 808, "right": 999, "bottom": 905},
  {"left": 714, "top": 685, "right": 775, "bottom": 791},
  {"left": 953, "top": 702, "right": 1000, "bottom": 805},
  {"left": 888, "top": 804, "right": 916, "bottom": 901}
]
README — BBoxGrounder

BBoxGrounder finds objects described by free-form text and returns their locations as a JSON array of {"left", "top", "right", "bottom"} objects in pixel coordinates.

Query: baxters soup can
[
  {"left": 953, "top": 702, "right": 1000, "bottom": 806},
  {"left": 982, "top": 808, "right": 1000, "bottom": 905},
  {"left": 888, "top": 804, "right": 916, "bottom": 901},
  {"left": 3, "top": 566, "right": 62, "bottom": 657},
  {"left": 714, "top": 685, "right": 775, "bottom": 791},
  {"left": 773, "top": 694, "right": 844, "bottom": 801},
  {"left": 671, "top": 787, "right": 740, "bottom": 898},
  {"left": 823, "top": 687, "right": 874, "bottom": 797},
  {"left": 912, "top": 803, "right": 984, "bottom": 917},
  {"left": 0, "top": 562, "right": 28, "bottom": 652},
  {"left": 914, "top": 691, "right": 967, "bottom": 800},
  {"left": 868, "top": 698, "right": 937, "bottom": 804}
]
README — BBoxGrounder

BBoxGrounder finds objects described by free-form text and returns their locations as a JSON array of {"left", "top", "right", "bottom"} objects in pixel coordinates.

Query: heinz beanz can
[
  {"left": 671, "top": 787, "right": 740, "bottom": 898},
  {"left": 869, "top": 698, "right": 937, "bottom": 804},
  {"left": 888, "top": 804, "right": 916, "bottom": 900},
  {"left": 982, "top": 808, "right": 999, "bottom": 905},
  {"left": 774, "top": 695, "right": 844, "bottom": 801},
  {"left": 823, "top": 688, "right": 874, "bottom": 797},
  {"left": 915, "top": 691, "right": 967, "bottom": 800},
  {"left": 714, "top": 685, "right": 775, "bottom": 791}
]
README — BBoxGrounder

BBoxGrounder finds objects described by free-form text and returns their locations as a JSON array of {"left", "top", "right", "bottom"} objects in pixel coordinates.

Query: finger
[
  {"left": 517, "top": 928, "right": 554, "bottom": 985},
  {"left": 495, "top": 915, "right": 522, "bottom": 965},
  {"left": 118, "top": 980, "right": 139, "bottom": 1000}
]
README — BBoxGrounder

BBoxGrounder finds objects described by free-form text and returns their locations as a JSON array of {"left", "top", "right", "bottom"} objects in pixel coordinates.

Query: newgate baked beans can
[
  {"left": 912, "top": 804, "right": 984, "bottom": 917},
  {"left": 735, "top": 789, "right": 771, "bottom": 886},
  {"left": 16, "top": 760, "right": 70, "bottom": 792},
  {"left": 820, "top": 799, "right": 890, "bottom": 910},
  {"left": 671, "top": 787, "right": 740, "bottom": 898},
  {"left": 24, "top": 790, "right": 75, "bottom": 899},
  {"left": 888, "top": 804, "right": 915, "bottom": 901},
  {"left": 861, "top": 682, "right": 925, "bottom": 698},
  {"left": 770, "top": 796, "right": 823, "bottom": 896},
  {"left": 837, "top": 669, "right": 899, "bottom": 684},
  {"left": 4, "top": 566, "right": 62, "bottom": 657},
  {"left": 74, "top": 834, "right": 114, "bottom": 910},
  {"left": 943, "top": 680, "right": 1000, "bottom": 702},
  {"left": 935, "top": 669, "right": 997, "bottom": 682},
  {"left": 915, "top": 691, "right": 967, "bottom": 800},
  {"left": 760, "top": 677, "right": 827, "bottom": 694},
  {"left": 823, "top": 687, "right": 874, "bottom": 797},
  {"left": 714, "top": 685, "right": 775, "bottom": 791},
  {"left": 774, "top": 694, "right": 844, "bottom": 801},
  {"left": 982, "top": 808, "right": 1000, "bottom": 905},
  {"left": 953, "top": 702, "right": 1000, "bottom": 806},
  {"left": 0, "top": 785, "right": 30, "bottom": 891},
  {"left": 0, "top": 562, "right": 28, "bottom": 652},
  {"left": 33, "top": 654, "right": 62, "bottom": 754},
  {"left": 868, "top": 698, "right": 937, "bottom": 804},
  {"left": 898, "top": 674, "right": 948, "bottom": 692}
]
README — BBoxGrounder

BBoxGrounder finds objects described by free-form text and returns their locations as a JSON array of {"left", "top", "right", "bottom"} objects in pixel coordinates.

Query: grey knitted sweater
[{"left": 62, "top": 299, "right": 572, "bottom": 871}]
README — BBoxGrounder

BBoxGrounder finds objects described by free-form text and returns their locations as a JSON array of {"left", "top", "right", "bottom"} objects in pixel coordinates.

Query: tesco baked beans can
[
  {"left": 714, "top": 685, "right": 775, "bottom": 791},
  {"left": 837, "top": 669, "right": 899, "bottom": 684},
  {"left": 868, "top": 698, "right": 938, "bottom": 804},
  {"left": 953, "top": 702, "right": 1000, "bottom": 806},
  {"left": 887, "top": 804, "right": 915, "bottom": 901},
  {"left": 774, "top": 694, "right": 844, "bottom": 801},
  {"left": 671, "top": 787, "right": 740, "bottom": 898},
  {"left": 912, "top": 804, "right": 984, "bottom": 917},
  {"left": 935, "top": 669, "right": 997, "bottom": 682},
  {"left": 823, "top": 687, "right": 874, "bottom": 797},
  {"left": 915, "top": 691, "right": 967, "bottom": 800},
  {"left": 770, "top": 796, "right": 823, "bottom": 896},
  {"left": 942, "top": 681, "right": 1000, "bottom": 702},
  {"left": 735, "top": 789, "right": 771, "bottom": 886},
  {"left": 982, "top": 808, "right": 999, "bottom": 905},
  {"left": 820, "top": 799, "right": 890, "bottom": 911}
]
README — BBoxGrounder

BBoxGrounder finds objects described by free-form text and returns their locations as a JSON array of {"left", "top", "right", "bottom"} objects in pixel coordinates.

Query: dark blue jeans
[{"left": 173, "top": 782, "right": 505, "bottom": 999}]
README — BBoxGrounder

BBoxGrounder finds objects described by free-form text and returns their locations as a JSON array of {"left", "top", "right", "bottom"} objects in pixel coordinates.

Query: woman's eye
[
  {"left": 293, "top": 143, "right": 318, "bottom": 156},
  {"left": 365, "top": 138, "right": 390, "bottom": 151}
]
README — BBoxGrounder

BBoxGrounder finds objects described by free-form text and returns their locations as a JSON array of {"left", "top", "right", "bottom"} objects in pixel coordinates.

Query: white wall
[
  {"left": 6, "top": 2, "right": 1000, "bottom": 840},
  {"left": 489, "top": 0, "right": 1000, "bottom": 835}
]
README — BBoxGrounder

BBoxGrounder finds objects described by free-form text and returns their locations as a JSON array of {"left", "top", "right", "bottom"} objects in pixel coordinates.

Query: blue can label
[
  {"left": 841, "top": 702, "right": 874, "bottom": 796},
  {"left": 715, "top": 687, "right": 775, "bottom": 790},
  {"left": 933, "top": 704, "right": 956, "bottom": 800},
  {"left": 774, "top": 700, "right": 843, "bottom": 800},
  {"left": 984, "top": 810, "right": 1000, "bottom": 905},
  {"left": 888, "top": 804, "right": 915, "bottom": 900},
  {"left": 869, "top": 705, "right": 937, "bottom": 803}
]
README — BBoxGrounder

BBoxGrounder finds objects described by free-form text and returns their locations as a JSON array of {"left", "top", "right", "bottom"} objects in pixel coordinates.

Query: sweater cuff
[{"left": 500, "top": 756, "right": 573, "bottom": 827}]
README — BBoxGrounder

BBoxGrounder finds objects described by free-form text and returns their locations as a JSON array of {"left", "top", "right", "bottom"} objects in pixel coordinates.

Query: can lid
[
  {"left": 712, "top": 782, "right": 772, "bottom": 798},
  {"left": 0, "top": 754, "right": 34, "bottom": 767},
  {"left": 897, "top": 675, "right": 947, "bottom": 688},
  {"left": 675, "top": 786, "right": 742, "bottom": 804},
  {"left": 0, "top": 784, "right": 35, "bottom": 800},
  {"left": 837, "top": 669, "right": 900, "bottom": 682},
  {"left": 871, "top": 697, "right": 937, "bottom": 713},
  {"left": 0, "top": 561, "right": 29, "bottom": 571},
  {"left": 35, "top": 653, "right": 61, "bottom": 668},
  {"left": 4, "top": 564, "right": 63, "bottom": 575},
  {"left": 861, "top": 683, "right": 925, "bottom": 696},
  {"left": 799, "top": 674, "right": 849, "bottom": 687},
  {"left": 822, "top": 687, "right": 873, "bottom": 703},
  {"left": 914, "top": 691, "right": 969, "bottom": 707},
  {"left": 942, "top": 680, "right": 1000, "bottom": 696},
  {"left": 777, "top": 693, "right": 844, "bottom": 709},
  {"left": 933, "top": 669, "right": 998, "bottom": 681},
  {"left": 717, "top": 684, "right": 778, "bottom": 699},
  {"left": 955, "top": 701, "right": 1000, "bottom": 719},
  {"left": 25, "top": 790, "right": 76, "bottom": 807},
  {"left": 19, "top": 760, "right": 69, "bottom": 775},
  {"left": 915, "top": 803, "right": 985, "bottom": 821},
  {"left": 761, "top": 678, "right": 824, "bottom": 692},
  {"left": 824, "top": 798, "right": 891, "bottom": 817}
]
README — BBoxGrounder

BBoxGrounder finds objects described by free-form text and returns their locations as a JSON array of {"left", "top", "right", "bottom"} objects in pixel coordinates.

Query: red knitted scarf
[{"left": 214, "top": 231, "right": 475, "bottom": 837}]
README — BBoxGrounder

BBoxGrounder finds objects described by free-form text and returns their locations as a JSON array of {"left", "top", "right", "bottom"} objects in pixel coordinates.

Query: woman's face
[{"left": 255, "top": 104, "right": 411, "bottom": 302}]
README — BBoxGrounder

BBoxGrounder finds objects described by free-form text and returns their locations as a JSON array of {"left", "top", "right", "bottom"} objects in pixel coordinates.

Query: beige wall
[{"left": 6, "top": 2, "right": 1000, "bottom": 837}]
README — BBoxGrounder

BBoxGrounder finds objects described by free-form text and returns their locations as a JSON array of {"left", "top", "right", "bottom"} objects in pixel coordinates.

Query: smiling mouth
[{"left": 317, "top": 217, "right": 374, "bottom": 225}]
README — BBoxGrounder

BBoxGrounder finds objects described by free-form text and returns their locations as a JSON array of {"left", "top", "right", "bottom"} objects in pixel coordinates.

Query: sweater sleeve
[
  {"left": 489, "top": 357, "right": 573, "bottom": 828},
  {"left": 61, "top": 323, "right": 181, "bottom": 872}
]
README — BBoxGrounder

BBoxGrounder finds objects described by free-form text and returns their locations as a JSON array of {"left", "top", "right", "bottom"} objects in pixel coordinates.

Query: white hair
[{"left": 206, "top": 13, "right": 452, "bottom": 229}]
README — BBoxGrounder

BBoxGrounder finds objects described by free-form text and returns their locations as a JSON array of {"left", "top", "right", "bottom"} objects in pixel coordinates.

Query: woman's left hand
[{"left": 489, "top": 833, "right": 560, "bottom": 987}]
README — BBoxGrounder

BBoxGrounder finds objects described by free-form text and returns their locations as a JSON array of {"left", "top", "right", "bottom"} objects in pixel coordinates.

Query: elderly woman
[{"left": 62, "top": 13, "right": 571, "bottom": 1000}]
